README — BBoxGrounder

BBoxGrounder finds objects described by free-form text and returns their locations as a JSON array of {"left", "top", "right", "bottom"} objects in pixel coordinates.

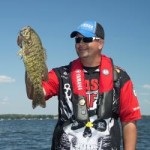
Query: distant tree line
[
  {"left": 0, "top": 114, "right": 58, "bottom": 120},
  {"left": 0, "top": 114, "right": 149, "bottom": 120}
]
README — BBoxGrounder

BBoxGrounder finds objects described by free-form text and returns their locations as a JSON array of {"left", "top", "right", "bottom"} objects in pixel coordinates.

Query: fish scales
[{"left": 17, "top": 26, "right": 48, "bottom": 109}]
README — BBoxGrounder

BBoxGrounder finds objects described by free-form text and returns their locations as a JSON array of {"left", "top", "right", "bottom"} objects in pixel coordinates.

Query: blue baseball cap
[{"left": 70, "top": 20, "right": 104, "bottom": 39}]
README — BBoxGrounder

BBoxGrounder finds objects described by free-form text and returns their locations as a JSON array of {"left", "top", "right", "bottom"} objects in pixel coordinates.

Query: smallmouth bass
[{"left": 17, "top": 26, "right": 48, "bottom": 109}]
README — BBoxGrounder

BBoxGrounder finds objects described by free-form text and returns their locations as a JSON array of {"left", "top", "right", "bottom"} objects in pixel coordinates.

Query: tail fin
[{"left": 32, "top": 92, "right": 46, "bottom": 109}]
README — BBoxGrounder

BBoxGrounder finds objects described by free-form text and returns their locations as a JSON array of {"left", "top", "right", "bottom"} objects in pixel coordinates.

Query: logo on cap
[{"left": 80, "top": 23, "right": 94, "bottom": 31}]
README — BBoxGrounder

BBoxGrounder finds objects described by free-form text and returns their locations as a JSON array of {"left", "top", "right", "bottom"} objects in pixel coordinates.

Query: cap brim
[{"left": 70, "top": 29, "right": 95, "bottom": 38}]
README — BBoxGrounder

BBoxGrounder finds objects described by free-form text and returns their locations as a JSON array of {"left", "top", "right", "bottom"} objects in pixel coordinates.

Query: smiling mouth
[
  {"left": 78, "top": 46, "right": 88, "bottom": 51},
  {"left": 78, "top": 49, "right": 87, "bottom": 54}
]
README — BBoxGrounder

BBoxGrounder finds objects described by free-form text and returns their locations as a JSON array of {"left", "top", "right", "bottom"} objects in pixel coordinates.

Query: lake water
[{"left": 0, "top": 117, "right": 149, "bottom": 150}]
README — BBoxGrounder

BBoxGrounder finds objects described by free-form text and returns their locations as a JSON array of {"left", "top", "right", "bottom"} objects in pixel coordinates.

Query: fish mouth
[
  {"left": 17, "top": 26, "right": 32, "bottom": 48},
  {"left": 17, "top": 32, "right": 23, "bottom": 48}
]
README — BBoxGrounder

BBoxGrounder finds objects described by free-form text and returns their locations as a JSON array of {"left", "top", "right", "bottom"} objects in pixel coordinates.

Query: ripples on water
[
  {"left": 0, "top": 117, "right": 149, "bottom": 150},
  {"left": 0, "top": 119, "right": 56, "bottom": 150},
  {"left": 137, "top": 117, "right": 150, "bottom": 150}
]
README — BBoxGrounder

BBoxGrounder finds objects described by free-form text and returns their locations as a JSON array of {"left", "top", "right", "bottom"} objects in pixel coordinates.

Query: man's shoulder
[
  {"left": 114, "top": 65, "right": 129, "bottom": 77},
  {"left": 114, "top": 65, "right": 125, "bottom": 72},
  {"left": 52, "top": 63, "right": 71, "bottom": 76},
  {"left": 114, "top": 65, "right": 131, "bottom": 87}
]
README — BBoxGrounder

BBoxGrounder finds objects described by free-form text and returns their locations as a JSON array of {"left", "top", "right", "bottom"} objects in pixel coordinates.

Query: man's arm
[{"left": 122, "top": 121, "right": 137, "bottom": 150}]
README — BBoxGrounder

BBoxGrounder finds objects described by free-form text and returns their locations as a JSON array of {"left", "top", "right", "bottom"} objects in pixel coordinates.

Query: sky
[{"left": 0, "top": 0, "right": 150, "bottom": 115}]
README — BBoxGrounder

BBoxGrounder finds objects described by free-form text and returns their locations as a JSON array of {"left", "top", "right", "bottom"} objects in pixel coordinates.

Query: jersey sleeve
[
  {"left": 42, "top": 69, "right": 59, "bottom": 100},
  {"left": 119, "top": 70, "right": 142, "bottom": 122}
]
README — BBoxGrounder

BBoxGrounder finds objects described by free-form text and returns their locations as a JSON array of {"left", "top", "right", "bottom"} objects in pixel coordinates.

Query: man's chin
[{"left": 78, "top": 52, "right": 89, "bottom": 58}]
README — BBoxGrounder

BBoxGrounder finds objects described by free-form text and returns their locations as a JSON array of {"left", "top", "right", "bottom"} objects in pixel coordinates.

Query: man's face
[{"left": 75, "top": 34, "right": 103, "bottom": 59}]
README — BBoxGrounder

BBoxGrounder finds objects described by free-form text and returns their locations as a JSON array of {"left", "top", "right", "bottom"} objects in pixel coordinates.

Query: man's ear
[{"left": 98, "top": 39, "right": 104, "bottom": 50}]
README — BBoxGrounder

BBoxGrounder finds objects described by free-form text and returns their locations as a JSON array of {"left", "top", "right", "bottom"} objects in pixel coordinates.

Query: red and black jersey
[
  {"left": 42, "top": 65, "right": 141, "bottom": 122},
  {"left": 42, "top": 56, "right": 141, "bottom": 149}
]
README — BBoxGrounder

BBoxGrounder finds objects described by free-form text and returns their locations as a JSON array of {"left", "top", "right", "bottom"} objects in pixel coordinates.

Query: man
[{"left": 27, "top": 20, "right": 141, "bottom": 150}]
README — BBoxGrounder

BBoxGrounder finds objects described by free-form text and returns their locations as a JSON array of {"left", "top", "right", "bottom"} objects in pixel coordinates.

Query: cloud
[
  {"left": 0, "top": 75, "right": 15, "bottom": 83},
  {"left": 142, "top": 84, "right": 150, "bottom": 89}
]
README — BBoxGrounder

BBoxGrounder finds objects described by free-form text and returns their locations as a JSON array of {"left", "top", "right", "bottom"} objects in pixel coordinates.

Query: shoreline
[
  {"left": 0, "top": 114, "right": 149, "bottom": 120},
  {"left": 0, "top": 114, "right": 58, "bottom": 120}
]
